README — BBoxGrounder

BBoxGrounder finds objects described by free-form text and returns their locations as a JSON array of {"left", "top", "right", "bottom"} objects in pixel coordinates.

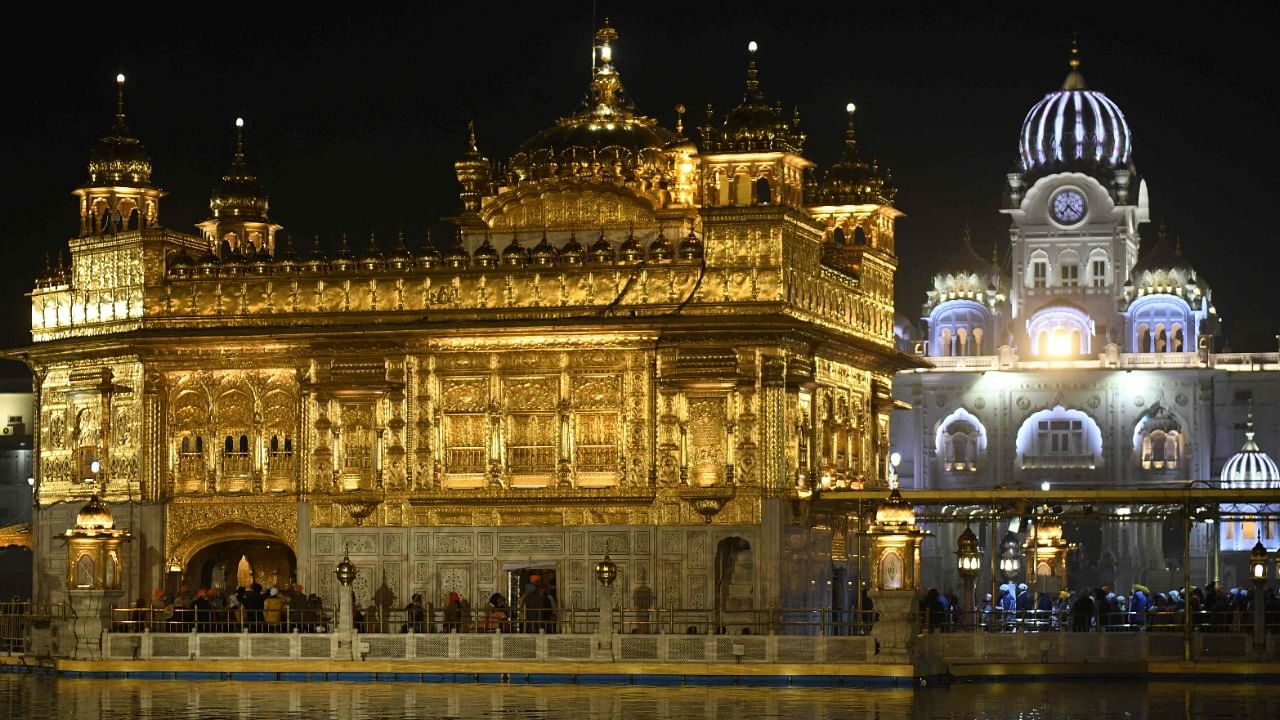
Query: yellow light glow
[
  {"left": 236, "top": 117, "right": 244, "bottom": 128},
  {"left": 600, "top": 44, "right": 612, "bottom": 62},
  {"left": 1047, "top": 329, "right": 1072, "bottom": 356},
  {"left": 846, "top": 102, "right": 856, "bottom": 114},
  {"left": 116, "top": 73, "right": 125, "bottom": 84},
  {"left": 748, "top": 41, "right": 758, "bottom": 53}
]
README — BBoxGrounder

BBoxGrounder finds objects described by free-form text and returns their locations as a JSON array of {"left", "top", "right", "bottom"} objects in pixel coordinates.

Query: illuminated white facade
[{"left": 893, "top": 45, "right": 1280, "bottom": 596}]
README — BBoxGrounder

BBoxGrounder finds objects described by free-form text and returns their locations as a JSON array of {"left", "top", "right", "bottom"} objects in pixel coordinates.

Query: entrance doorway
[
  {"left": 506, "top": 566, "right": 558, "bottom": 633},
  {"left": 184, "top": 539, "right": 296, "bottom": 595}
]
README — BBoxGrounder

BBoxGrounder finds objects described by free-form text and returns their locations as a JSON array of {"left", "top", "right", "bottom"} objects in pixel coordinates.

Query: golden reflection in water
[{"left": 4, "top": 676, "right": 1280, "bottom": 719}]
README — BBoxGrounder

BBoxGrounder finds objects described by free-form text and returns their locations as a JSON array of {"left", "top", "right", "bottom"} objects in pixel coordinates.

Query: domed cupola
[
  {"left": 647, "top": 227, "right": 673, "bottom": 261},
  {"left": 560, "top": 231, "right": 585, "bottom": 266},
  {"left": 197, "top": 118, "right": 282, "bottom": 255},
  {"left": 473, "top": 234, "right": 500, "bottom": 269},
  {"left": 1222, "top": 409, "right": 1280, "bottom": 489},
  {"left": 86, "top": 75, "right": 154, "bottom": 187},
  {"left": 416, "top": 231, "right": 443, "bottom": 270},
  {"left": 331, "top": 233, "right": 356, "bottom": 273},
  {"left": 167, "top": 246, "right": 195, "bottom": 278},
  {"left": 678, "top": 228, "right": 704, "bottom": 260},
  {"left": 502, "top": 234, "right": 530, "bottom": 268},
  {"left": 359, "top": 232, "right": 385, "bottom": 271},
  {"left": 589, "top": 230, "right": 615, "bottom": 264},
  {"left": 442, "top": 231, "right": 472, "bottom": 269},
  {"left": 1015, "top": 42, "right": 1135, "bottom": 196},
  {"left": 1122, "top": 222, "right": 1214, "bottom": 318},
  {"left": 508, "top": 19, "right": 677, "bottom": 185},
  {"left": 814, "top": 103, "right": 896, "bottom": 206},
  {"left": 75, "top": 74, "right": 166, "bottom": 237},
  {"left": 301, "top": 235, "right": 329, "bottom": 274},
  {"left": 924, "top": 227, "right": 1004, "bottom": 314},
  {"left": 74, "top": 494, "right": 115, "bottom": 532},
  {"left": 531, "top": 231, "right": 558, "bottom": 267},
  {"left": 618, "top": 227, "right": 643, "bottom": 263},
  {"left": 387, "top": 231, "right": 414, "bottom": 270},
  {"left": 454, "top": 121, "right": 491, "bottom": 214},
  {"left": 700, "top": 42, "right": 805, "bottom": 154}
]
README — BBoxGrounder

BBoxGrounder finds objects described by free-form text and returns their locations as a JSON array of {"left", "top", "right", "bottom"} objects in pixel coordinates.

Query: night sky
[{"left": 2, "top": 2, "right": 1277, "bottom": 378}]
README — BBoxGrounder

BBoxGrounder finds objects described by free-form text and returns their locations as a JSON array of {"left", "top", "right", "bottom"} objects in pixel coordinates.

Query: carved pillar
[
  {"left": 142, "top": 370, "right": 164, "bottom": 503},
  {"left": 98, "top": 369, "right": 114, "bottom": 492},
  {"left": 760, "top": 353, "right": 787, "bottom": 492},
  {"left": 297, "top": 367, "right": 311, "bottom": 498}
]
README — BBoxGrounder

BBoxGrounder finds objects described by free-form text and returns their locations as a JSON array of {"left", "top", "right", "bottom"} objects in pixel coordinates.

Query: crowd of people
[
  {"left": 120, "top": 582, "right": 330, "bottom": 633},
  {"left": 917, "top": 581, "right": 1280, "bottom": 633}
]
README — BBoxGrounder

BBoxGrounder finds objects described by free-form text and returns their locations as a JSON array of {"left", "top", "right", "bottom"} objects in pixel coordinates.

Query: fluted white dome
[
  {"left": 1018, "top": 49, "right": 1131, "bottom": 172},
  {"left": 1221, "top": 418, "right": 1280, "bottom": 489}
]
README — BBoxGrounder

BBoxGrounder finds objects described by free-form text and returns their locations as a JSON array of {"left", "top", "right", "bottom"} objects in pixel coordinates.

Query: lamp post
[
  {"left": 888, "top": 451, "right": 902, "bottom": 489},
  {"left": 1251, "top": 540, "right": 1268, "bottom": 650},
  {"left": 594, "top": 552, "right": 618, "bottom": 658},
  {"left": 334, "top": 550, "right": 357, "bottom": 637},
  {"left": 999, "top": 531, "right": 1021, "bottom": 583},
  {"left": 956, "top": 526, "right": 982, "bottom": 628}
]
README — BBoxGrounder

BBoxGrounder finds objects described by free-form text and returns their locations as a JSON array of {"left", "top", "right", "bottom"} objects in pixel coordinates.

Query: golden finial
[
  {"left": 1061, "top": 35, "right": 1087, "bottom": 90},
  {"left": 1069, "top": 35, "right": 1081, "bottom": 70},
  {"left": 234, "top": 117, "right": 246, "bottom": 163},
  {"left": 844, "top": 102, "right": 857, "bottom": 152},
  {"left": 744, "top": 41, "right": 761, "bottom": 101},
  {"left": 675, "top": 104, "right": 686, "bottom": 136},
  {"left": 467, "top": 120, "right": 478, "bottom": 152},
  {"left": 115, "top": 73, "right": 127, "bottom": 126},
  {"left": 962, "top": 221, "right": 972, "bottom": 246}
]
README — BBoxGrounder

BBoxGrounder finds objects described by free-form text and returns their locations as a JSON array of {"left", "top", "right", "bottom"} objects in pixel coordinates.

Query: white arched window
[
  {"left": 1132, "top": 406, "right": 1183, "bottom": 471},
  {"left": 1058, "top": 249, "right": 1080, "bottom": 288},
  {"left": 1028, "top": 250, "right": 1050, "bottom": 289},
  {"left": 1088, "top": 249, "right": 1109, "bottom": 288},
  {"left": 934, "top": 408, "right": 988, "bottom": 473},
  {"left": 1016, "top": 405, "right": 1103, "bottom": 469},
  {"left": 1127, "top": 294, "right": 1194, "bottom": 353},
  {"left": 928, "top": 300, "right": 992, "bottom": 358},
  {"left": 1027, "top": 304, "right": 1094, "bottom": 357}
]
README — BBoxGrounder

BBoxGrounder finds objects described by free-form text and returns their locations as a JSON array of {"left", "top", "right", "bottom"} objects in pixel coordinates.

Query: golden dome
[
  {"left": 700, "top": 42, "right": 805, "bottom": 155},
  {"left": 85, "top": 74, "right": 155, "bottom": 187},
  {"left": 209, "top": 118, "right": 270, "bottom": 222},
  {"left": 875, "top": 488, "right": 916, "bottom": 527},
  {"left": 74, "top": 495, "right": 114, "bottom": 531},
  {"left": 815, "top": 103, "right": 896, "bottom": 206},
  {"left": 509, "top": 20, "right": 677, "bottom": 184}
]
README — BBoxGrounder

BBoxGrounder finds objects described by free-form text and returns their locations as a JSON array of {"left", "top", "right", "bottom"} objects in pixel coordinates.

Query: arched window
[
  {"left": 956, "top": 327, "right": 969, "bottom": 356},
  {"left": 853, "top": 227, "right": 867, "bottom": 246},
  {"left": 1028, "top": 250, "right": 1050, "bottom": 289},
  {"left": 195, "top": 436, "right": 203, "bottom": 453},
  {"left": 1016, "top": 405, "right": 1103, "bottom": 469},
  {"left": 224, "top": 436, "right": 234, "bottom": 454},
  {"left": 833, "top": 227, "right": 846, "bottom": 246},
  {"left": 755, "top": 177, "right": 772, "bottom": 205},
  {"left": 180, "top": 437, "right": 190, "bottom": 454},
  {"left": 1128, "top": 294, "right": 1194, "bottom": 354},
  {"left": 283, "top": 436, "right": 293, "bottom": 454},
  {"left": 934, "top": 409, "right": 988, "bottom": 472},
  {"left": 239, "top": 435, "right": 250, "bottom": 454},
  {"left": 1058, "top": 250, "right": 1080, "bottom": 288},
  {"left": 1133, "top": 406, "right": 1182, "bottom": 471},
  {"left": 928, "top": 300, "right": 991, "bottom": 358},
  {"left": 1089, "top": 249, "right": 1109, "bottom": 288},
  {"left": 939, "top": 328, "right": 953, "bottom": 357},
  {"left": 1027, "top": 304, "right": 1094, "bottom": 356},
  {"left": 270, "top": 435, "right": 280, "bottom": 453}
]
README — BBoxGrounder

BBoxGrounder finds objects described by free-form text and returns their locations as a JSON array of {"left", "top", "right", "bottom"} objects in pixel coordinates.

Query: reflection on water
[{"left": 2, "top": 674, "right": 1280, "bottom": 719}]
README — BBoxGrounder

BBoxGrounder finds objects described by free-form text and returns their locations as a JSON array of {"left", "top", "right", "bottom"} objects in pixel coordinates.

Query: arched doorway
[{"left": 174, "top": 523, "right": 295, "bottom": 594}]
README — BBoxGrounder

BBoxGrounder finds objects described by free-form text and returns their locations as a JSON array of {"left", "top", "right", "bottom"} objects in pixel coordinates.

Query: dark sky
[{"left": 2, "top": 2, "right": 1277, "bottom": 377}]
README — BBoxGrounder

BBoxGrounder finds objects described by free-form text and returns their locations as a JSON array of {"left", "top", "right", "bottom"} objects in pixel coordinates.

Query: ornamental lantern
[
  {"left": 1251, "top": 540, "right": 1268, "bottom": 586},
  {"left": 335, "top": 552, "right": 357, "bottom": 587},
  {"left": 956, "top": 525, "right": 982, "bottom": 577},
  {"left": 595, "top": 553, "right": 618, "bottom": 587}
]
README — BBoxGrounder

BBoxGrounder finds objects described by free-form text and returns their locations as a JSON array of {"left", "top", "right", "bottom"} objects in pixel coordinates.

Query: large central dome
[
  {"left": 1018, "top": 46, "right": 1131, "bottom": 172},
  {"left": 509, "top": 20, "right": 677, "bottom": 183}
]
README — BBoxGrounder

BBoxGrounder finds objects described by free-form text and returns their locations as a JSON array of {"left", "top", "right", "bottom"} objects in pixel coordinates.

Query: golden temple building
[{"left": 8, "top": 22, "right": 919, "bottom": 616}]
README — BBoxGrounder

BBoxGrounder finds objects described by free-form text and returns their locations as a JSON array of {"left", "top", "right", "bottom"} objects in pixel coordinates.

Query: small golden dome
[
  {"left": 874, "top": 488, "right": 916, "bottom": 527},
  {"left": 75, "top": 495, "right": 114, "bottom": 531}
]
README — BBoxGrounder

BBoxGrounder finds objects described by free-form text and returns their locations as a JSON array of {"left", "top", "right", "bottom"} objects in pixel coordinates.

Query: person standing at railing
[
  {"left": 288, "top": 585, "right": 307, "bottom": 631},
  {"left": 263, "top": 587, "right": 285, "bottom": 632},
  {"left": 403, "top": 593, "right": 426, "bottom": 633},
  {"left": 1131, "top": 584, "right": 1151, "bottom": 629},
  {"left": 1071, "top": 589, "right": 1094, "bottom": 632},
  {"left": 443, "top": 592, "right": 463, "bottom": 633},
  {"left": 981, "top": 593, "right": 993, "bottom": 631},
  {"left": 192, "top": 589, "right": 212, "bottom": 633}
]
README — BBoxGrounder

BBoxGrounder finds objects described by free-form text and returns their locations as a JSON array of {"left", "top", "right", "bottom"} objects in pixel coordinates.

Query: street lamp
[
  {"left": 334, "top": 550, "right": 358, "bottom": 636},
  {"left": 594, "top": 552, "right": 618, "bottom": 657},
  {"left": 956, "top": 525, "right": 982, "bottom": 626},
  {"left": 999, "top": 531, "right": 1021, "bottom": 582},
  {"left": 888, "top": 451, "right": 901, "bottom": 489},
  {"left": 1251, "top": 540, "right": 1268, "bottom": 650}
]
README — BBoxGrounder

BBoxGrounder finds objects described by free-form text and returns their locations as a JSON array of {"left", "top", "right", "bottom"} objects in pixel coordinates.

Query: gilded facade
[{"left": 11, "top": 23, "right": 919, "bottom": 614}]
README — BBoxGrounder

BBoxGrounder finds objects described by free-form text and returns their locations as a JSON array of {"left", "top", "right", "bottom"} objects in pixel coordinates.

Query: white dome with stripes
[
  {"left": 1221, "top": 415, "right": 1280, "bottom": 489},
  {"left": 1018, "top": 47, "right": 1132, "bottom": 172}
]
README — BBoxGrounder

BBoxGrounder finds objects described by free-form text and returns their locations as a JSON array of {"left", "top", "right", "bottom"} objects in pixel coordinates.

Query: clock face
[{"left": 1051, "top": 189, "right": 1086, "bottom": 224}]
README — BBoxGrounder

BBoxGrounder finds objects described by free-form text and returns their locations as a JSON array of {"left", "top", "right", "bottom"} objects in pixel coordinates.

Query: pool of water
[{"left": 2, "top": 674, "right": 1280, "bottom": 719}]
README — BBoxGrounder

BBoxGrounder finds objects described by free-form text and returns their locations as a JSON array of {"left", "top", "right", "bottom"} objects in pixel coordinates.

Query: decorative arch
[
  {"left": 1027, "top": 304, "right": 1094, "bottom": 356},
  {"left": 1088, "top": 248, "right": 1109, "bottom": 287},
  {"left": 1131, "top": 404, "right": 1185, "bottom": 471},
  {"left": 1057, "top": 249, "right": 1080, "bottom": 287},
  {"left": 934, "top": 408, "right": 988, "bottom": 472},
  {"left": 928, "top": 300, "right": 993, "bottom": 357},
  {"left": 1126, "top": 294, "right": 1194, "bottom": 353},
  {"left": 1015, "top": 404, "right": 1103, "bottom": 469},
  {"left": 1027, "top": 249, "right": 1050, "bottom": 288}
]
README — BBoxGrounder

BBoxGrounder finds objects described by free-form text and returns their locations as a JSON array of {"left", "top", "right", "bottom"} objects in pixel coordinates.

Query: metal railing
[{"left": 0, "top": 601, "right": 70, "bottom": 654}]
